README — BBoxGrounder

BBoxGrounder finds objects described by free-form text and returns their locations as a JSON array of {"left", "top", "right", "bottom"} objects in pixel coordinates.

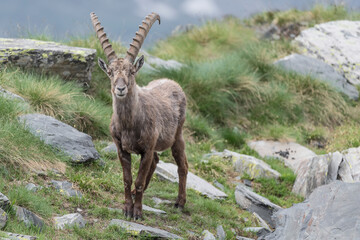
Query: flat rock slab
[
  {"left": 205, "top": 150, "right": 280, "bottom": 179},
  {"left": 0, "top": 38, "right": 96, "bottom": 85},
  {"left": 0, "top": 192, "right": 9, "bottom": 210},
  {"left": 274, "top": 54, "right": 359, "bottom": 100},
  {"left": 19, "top": 113, "right": 100, "bottom": 163},
  {"left": 295, "top": 21, "right": 360, "bottom": 85},
  {"left": 155, "top": 161, "right": 227, "bottom": 199},
  {"left": 260, "top": 181, "right": 360, "bottom": 240},
  {"left": 14, "top": 205, "right": 44, "bottom": 230},
  {"left": 0, "top": 231, "right": 37, "bottom": 240},
  {"left": 51, "top": 180, "right": 82, "bottom": 198},
  {"left": 235, "top": 183, "right": 282, "bottom": 228},
  {"left": 109, "top": 219, "right": 182, "bottom": 239},
  {"left": 54, "top": 213, "right": 86, "bottom": 230},
  {"left": 248, "top": 140, "right": 316, "bottom": 173},
  {"left": 0, "top": 208, "right": 7, "bottom": 229}
]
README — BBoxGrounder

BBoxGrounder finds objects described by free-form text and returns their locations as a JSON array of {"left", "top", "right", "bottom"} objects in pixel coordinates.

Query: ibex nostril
[{"left": 117, "top": 87, "right": 126, "bottom": 92}]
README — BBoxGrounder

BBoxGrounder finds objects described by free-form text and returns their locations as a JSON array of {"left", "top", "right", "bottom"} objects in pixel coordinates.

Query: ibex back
[{"left": 90, "top": 12, "right": 188, "bottom": 220}]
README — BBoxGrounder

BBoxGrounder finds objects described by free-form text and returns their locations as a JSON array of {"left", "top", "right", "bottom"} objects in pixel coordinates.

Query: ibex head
[{"left": 90, "top": 12, "right": 160, "bottom": 99}]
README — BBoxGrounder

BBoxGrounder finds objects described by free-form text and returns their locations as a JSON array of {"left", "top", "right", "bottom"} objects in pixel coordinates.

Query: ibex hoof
[
  {"left": 133, "top": 207, "right": 143, "bottom": 221},
  {"left": 123, "top": 204, "right": 134, "bottom": 219}
]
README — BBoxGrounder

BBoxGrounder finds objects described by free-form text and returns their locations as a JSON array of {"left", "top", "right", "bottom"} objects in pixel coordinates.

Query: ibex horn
[
  {"left": 90, "top": 12, "right": 117, "bottom": 62},
  {"left": 126, "top": 12, "right": 160, "bottom": 63}
]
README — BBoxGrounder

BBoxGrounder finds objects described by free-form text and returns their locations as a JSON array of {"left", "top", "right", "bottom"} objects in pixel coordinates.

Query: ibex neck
[{"left": 112, "top": 86, "right": 139, "bottom": 128}]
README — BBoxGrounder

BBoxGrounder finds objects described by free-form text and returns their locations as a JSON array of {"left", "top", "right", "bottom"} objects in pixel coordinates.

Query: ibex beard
[{"left": 90, "top": 12, "right": 188, "bottom": 220}]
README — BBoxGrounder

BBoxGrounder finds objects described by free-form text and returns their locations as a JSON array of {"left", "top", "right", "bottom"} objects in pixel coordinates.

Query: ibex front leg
[
  {"left": 117, "top": 148, "right": 133, "bottom": 218},
  {"left": 133, "top": 150, "right": 154, "bottom": 220}
]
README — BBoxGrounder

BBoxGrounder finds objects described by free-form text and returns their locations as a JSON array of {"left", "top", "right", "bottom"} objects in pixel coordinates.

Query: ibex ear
[
  {"left": 98, "top": 58, "right": 108, "bottom": 73},
  {"left": 134, "top": 55, "right": 144, "bottom": 73}
]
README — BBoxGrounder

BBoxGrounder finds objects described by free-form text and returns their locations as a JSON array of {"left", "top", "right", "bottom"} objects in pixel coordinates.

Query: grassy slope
[{"left": 0, "top": 4, "right": 360, "bottom": 239}]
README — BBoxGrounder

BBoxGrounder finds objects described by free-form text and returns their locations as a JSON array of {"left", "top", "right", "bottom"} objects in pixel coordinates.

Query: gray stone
[
  {"left": 101, "top": 142, "right": 117, "bottom": 154},
  {"left": 54, "top": 213, "right": 86, "bottom": 230},
  {"left": 213, "top": 180, "right": 225, "bottom": 191},
  {"left": 243, "top": 227, "right": 271, "bottom": 237},
  {"left": 326, "top": 151, "right": 343, "bottom": 182},
  {"left": 152, "top": 197, "right": 172, "bottom": 207},
  {"left": 109, "top": 219, "right": 182, "bottom": 239},
  {"left": 155, "top": 161, "right": 227, "bottom": 199},
  {"left": 248, "top": 140, "right": 316, "bottom": 173},
  {"left": 274, "top": 54, "right": 359, "bottom": 100},
  {"left": 108, "top": 204, "right": 166, "bottom": 215},
  {"left": 253, "top": 212, "right": 271, "bottom": 231},
  {"left": 0, "top": 231, "right": 37, "bottom": 240},
  {"left": 0, "top": 193, "right": 9, "bottom": 210},
  {"left": 202, "top": 230, "right": 215, "bottom": 240},
  {"left": 216, "top": 225, "right": 226, "bottom": 240},
  {"left": 295, "top": 21, "right": 360, "bottom": 85},
  {"left": 0, "top": 87, "right": 26, "bottom": 102},
  {"left": 235, "top": 183, "right": 282, "bottom": 228},
  {"left": 25, "top": 183, "right": 42, "bottom": 192},
  {"left": 260, "top": 181, "right": 360, "bottom": 240},
  {"left": 0, "top": 38, "right": 96, "bottom": 86},
  {"left": 19, "top": 114, "right": 100, "bottom": 163},
  {"left": 142, "top": 51, "right": 183, "bottom": 71},
  {"left": 292, "top": 155, "right": 330, "bottom": 198},
  {"left": 340, "top": 147, "right": 360, "bottom": 182},
  {"left": 236, "top": 237, "right": 254, "bottom": 240},
  {"left": 0, "top": 208, "right": 7, "bottom": 229},
  {"left": 14, "top": 206, "right": 44, "bottom": 230},
  {"left": 51, "top": 180, "right": 82, "bottom": 198}
]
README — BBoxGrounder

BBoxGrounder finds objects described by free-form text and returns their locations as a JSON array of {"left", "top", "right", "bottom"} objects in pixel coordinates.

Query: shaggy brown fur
[{"left": 90, "top": 12, "right": 188, "bottom": 219}]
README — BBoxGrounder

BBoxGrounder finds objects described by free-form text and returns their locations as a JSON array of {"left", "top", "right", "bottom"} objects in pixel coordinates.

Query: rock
[
  {"left": 171, "top": 24, "right": 195, "bottom": 36},
  {"left": 0, "top": 192, "right": 10, "bottom": 210},
  {"left": 0, "top": 208, "right": 7, "bottom": 229},
  {"left": 202, "top": 230, "right": 216, "bottom": 240},
  {"left": 51, "top": 180, "right": 82, "bottom": 198},
  {"left": 295, "top": 21, "right": 360, "bottom": 85},
  {"left": 260, "top": 181, "right": 360, "bottom": 240},
  {"left": 142, "top": 204, "right": 166, "bottom": 215},
  {"left": 25, "top": 183, "right": 42, "bottom": 192},
  {"left": 0, "top": 38, "right": 96, "bottom": 86},
  {"left": 216, "top": 225, "right": 226, "bottom": 240},
  {"left": 340, "top": 147, "right": 360, "bottom": 182},
  {"left": 243, "top": 179, "right": 252, "bottom": 188},
  {"left": 274, "top": 54, "right": 359, "bottom": 100},
  {"left": 54, "top": 213, "right": 86, "bottom": 230},
  {"left": 155, "top": 161, "right": 227, "bottom": 199},
  {"left": 101, "top": 142, "right": 117, "bottom": 154},
  {"left": 253, "top": 212, "right": 271, "bottom": 231},
  {"left": 19, "top": 114, "right": 100, "bottom": 163},
  {"left": 235, "top": 183, "right": 282, "bottom": 228},
  {"left": 243, "top": 227, "right": 271, "bottom": 237},
  {"left": 258, "top": 24, "right": 280, "bottom": 40},
  {"left": 109, "top": 219, "right": 182, "bottom": 239},
  {"left": 292, "top": 155, "right": 330, "bottom": 198},
  {"left": 227, "top": 150, "right": 280, "bottom": 179},
  {"left": 142, "top": 51, "right": 183, "bottom": 71},
  {"left": 0, "top": 231, "right": 37, "bottom": 240},
  {"left": 248, "top": 140, "right": 316, "bottom": 173},
  {"left": 213, "top": 180, "right": 225, "bottom": 191},
  {"left": 14, "top": 206, "right": 44, "bottom": 230},
  {"left": 236, "top": 237, "right": 254, "bottom": 240},
  {"left": 0, "top": 87, "right": 26, "bottom": 102},
  {"left": 151, "top": 197, "right": 172, "bottom": 207}
]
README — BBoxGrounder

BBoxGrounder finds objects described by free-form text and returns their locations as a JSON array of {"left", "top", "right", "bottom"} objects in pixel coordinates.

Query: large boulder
[
  {"left": 0, "top": 38, "right": 96, "bottom": 86},
  {"left": 295, "top": 21, "right": 360, "bottom": 85},
  {"left": 235, "top": 183, "right": 282, "bottom": 228},
  {"left": 204, "top": 150, "right": 280, "bottom": 179},
  {"left": 274, "top": 54, "right": 359, "bottom": 100},
  {"left": 155, "top": 161, "right": 227, "bottom": 200},
  {"left": 18, "top": 114, "right": 100, "bottom": 163},
  {"left": 260, "top": 181, "right": 360, "bottom": 240},
  {"left": 248, "top": 140, "right": 316, "bottom": 173},
  {"left": 109, "top": 219, "right": 182, "bottom": 239}
]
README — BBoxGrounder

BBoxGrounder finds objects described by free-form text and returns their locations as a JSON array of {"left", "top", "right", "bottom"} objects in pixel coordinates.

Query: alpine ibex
[{"left": 90, "top": 12, "right": 188, "bottom": 219}]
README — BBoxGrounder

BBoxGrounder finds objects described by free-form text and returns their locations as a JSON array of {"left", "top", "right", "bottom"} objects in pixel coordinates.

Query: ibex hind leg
[{"left": 171, "top": 129, "right": 188, "bottom": 209}]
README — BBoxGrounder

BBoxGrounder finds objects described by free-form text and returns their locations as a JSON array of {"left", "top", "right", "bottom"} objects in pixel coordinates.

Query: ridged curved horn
[
  {"left": 126, "top": 12, "right": 160, "bottom": 63},
  {"left": 90, "top": 12, "right": 117, "bottom": 62}
]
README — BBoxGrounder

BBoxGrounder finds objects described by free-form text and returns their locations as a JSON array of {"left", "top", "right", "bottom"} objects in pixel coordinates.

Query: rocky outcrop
[
  {"left": 274, "top": 54, "right": 359, "bottom": 100},
  {"left": 260, "top": 181, "right": 360, "bottom": 240},
  {"left": 295, "top": 21, "right": 360, "bottom": 85},
  {"left": 19, "top": 114, "right": 100, "bottom": 163},
  {"left": 155, "top": 161, "right": 227, "bottom": 199},
  {"left": 248, "top": 140, "right": 316, "bottom": 173},
  {"left": 51, "top": 180, "right": 82, "bottom": 198},
  {"left": 235, "top": 183, "right": 282, "bottom": 228},
  {"left": 109, "top": 219, "right": 182, "bottom": 239},
  {"left": 54, "top": 213, "right": 86, "bottom": 230},
  {"left": 0, "top": 38, "right": 96, "bottom": 86},
  {"left": 204, "top": 150, "right": 280, "bottom": 179}
]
